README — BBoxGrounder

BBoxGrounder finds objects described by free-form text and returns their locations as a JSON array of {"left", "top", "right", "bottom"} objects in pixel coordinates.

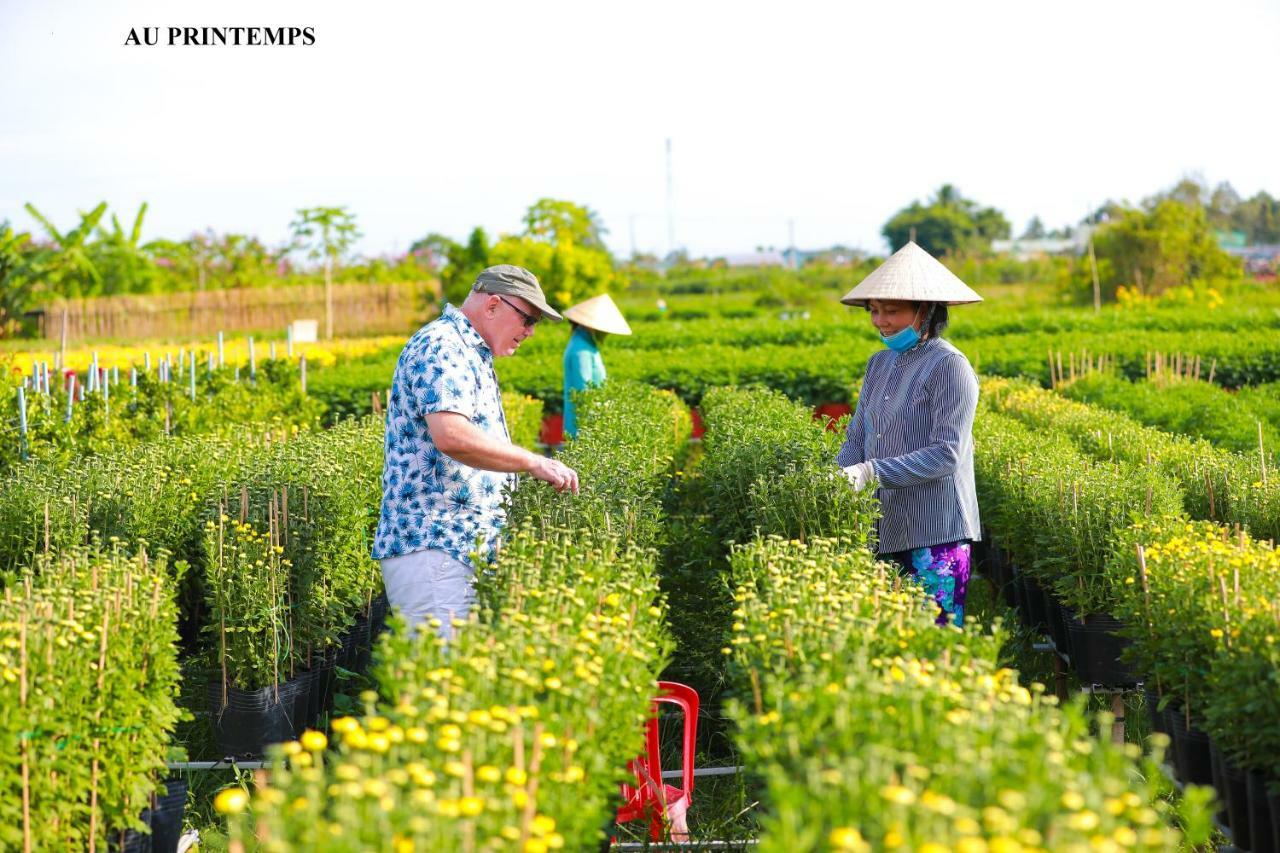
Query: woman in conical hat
[
  {"left": 836, "top": 242, "right": 983, "bottom": 627},
  {"left": 561, "top": 293, "right": 632, "bottom": 439}
]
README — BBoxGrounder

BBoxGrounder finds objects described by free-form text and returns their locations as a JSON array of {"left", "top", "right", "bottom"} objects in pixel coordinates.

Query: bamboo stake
[
  {"left": 219, "top": 504, "right": 228, "bottom": 708},
  {"left": 1260, "top": 422, "right": 1268, "bottom": 489},
  {"left": 522, "top": 724, "right": 545, "bottom": 844},
  {"left": 87, "top": 609, "right": 109, "bottom": 852},
  {"left": 20, "top": 616, "right": 31, "bottom": 853}
]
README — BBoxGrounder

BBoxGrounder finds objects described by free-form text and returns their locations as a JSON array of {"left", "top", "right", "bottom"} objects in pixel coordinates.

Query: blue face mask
[{"left": 880, "top": 324, "right": 920, "bottom": 353}]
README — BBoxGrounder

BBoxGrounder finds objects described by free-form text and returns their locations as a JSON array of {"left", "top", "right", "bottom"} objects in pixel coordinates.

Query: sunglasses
[{"left": 498, "top": 296, "right": 540, "bottom": 328}]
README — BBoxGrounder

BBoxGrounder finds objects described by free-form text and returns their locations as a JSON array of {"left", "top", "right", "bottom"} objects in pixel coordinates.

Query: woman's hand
[{"left": 841, "top": 461, "right": 876, "bottom": 492}]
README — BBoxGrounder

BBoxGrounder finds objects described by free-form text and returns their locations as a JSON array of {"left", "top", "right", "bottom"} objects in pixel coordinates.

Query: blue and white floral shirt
[{"left": 372, "top": 305, "right": 516, "bottom": 565}]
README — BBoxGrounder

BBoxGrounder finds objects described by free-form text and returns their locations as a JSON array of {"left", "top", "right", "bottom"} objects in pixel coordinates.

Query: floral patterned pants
[{"left": 883, "top": 540, "right": 972, "bottom": 627}]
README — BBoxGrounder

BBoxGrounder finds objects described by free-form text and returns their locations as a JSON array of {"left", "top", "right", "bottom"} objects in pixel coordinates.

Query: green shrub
[{"left": 0, "top": 543, "right": 182, "bottom": 847}]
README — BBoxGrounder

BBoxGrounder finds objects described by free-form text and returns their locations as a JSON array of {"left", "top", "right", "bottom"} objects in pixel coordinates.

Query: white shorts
[{"left": 379, "top": 549, "right": 475, "bottom": 641}]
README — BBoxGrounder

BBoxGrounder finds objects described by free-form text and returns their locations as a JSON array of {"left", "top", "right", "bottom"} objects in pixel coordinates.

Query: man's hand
[
  {"left": 841, "top": 461, "right": 876, "bottom": 492},
  {"left": 529, "top": 456, "right": 580, "bottom": 495}
]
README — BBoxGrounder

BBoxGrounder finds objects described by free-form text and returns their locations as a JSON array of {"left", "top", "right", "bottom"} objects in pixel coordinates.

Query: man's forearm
[{"left": 429, "top": 414, "right": 536, "bottom": 473}]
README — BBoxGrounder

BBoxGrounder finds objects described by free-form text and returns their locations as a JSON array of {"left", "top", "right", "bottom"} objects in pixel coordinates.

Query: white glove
[{"left": 841, "top": 461, "right": 876, "bottom": 492}]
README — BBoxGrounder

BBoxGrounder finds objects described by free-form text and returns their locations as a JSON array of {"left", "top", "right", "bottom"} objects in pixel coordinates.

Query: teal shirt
[{"left": 562, "top": 327, "right": 606, "bottom": 438}]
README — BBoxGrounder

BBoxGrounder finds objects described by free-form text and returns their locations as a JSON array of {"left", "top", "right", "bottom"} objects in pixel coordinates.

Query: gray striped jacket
[{"left": 836, "top": 337, "right": 981, "bottom": 554}]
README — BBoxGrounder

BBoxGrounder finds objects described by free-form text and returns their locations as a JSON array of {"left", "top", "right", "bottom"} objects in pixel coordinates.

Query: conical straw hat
[
  {"left": 840, "top": 242, "right": 983, "bottom": 306},
  {"left": 563, "top": 293, "right": 633, "bottom": 336}
]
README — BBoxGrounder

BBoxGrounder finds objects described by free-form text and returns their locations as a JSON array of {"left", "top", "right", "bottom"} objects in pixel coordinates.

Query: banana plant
[
  {"left": 92, "top": 202, "right": 162, "bottom": 294},
  {"left": 0, "top": 222, "right": 36, "bottom": 336},
  {"left": 23, "top": 201, "right": 107, "bottom": 298}
]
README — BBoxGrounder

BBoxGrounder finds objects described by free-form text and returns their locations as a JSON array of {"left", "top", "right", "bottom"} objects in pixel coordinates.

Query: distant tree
[
  {"left": 407, "top": 232, "right": 457, "bottom": 271},
  {"left": 489, "top": 199, "right": 616, "bottom": 307},
  {"left": 436, "top": 227, "right": 491, "bottom": 306},
  {"left": 290, "top": 206, "right": 361, "bottom": 339},
  {"left": 1144, "top": 177, "right": 1280, "bottom": 244},
  {"left": 1081, "top": 201, "right": 1128, "bottom": 226},
  {"left": 1021, "top": 216, "right": 1047, "bottom": 239},
  {"left": 521, "top": 198, "right": 608, "bottom": 249},
  {"left": 882, "top": 185, "right": 1010, "bottom": 255},
  {"left": 1232, "top": 191, "right": 1280, "bottom": 244},
  {"left": 1209, "top": 181, "right": 1242, "bottom": 221},
  {"left": 0, "top": 222, "right": 35, "bottom": 337},
  {"left": 1150, "top": 176, "right": 1208, "bottom": 209},
  {"left": 1080, "top": 199, "right": 1242, "bottom": 301}
]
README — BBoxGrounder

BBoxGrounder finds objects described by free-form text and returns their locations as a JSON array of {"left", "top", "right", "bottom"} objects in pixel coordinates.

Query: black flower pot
[
  {"left": 289, "top": 668, "right": 317, "bottom": 735},
  {"left": 371, "top": 591, "right": 390, "bottom": 632},
  {"left": 1042, "top": 597, "right": 1064, "bottom": 652},
  {"left": 307, "top": 653, "right": 337, "bottom": 724},
  {"left": 1247, "top": 770, "right": 1277, "bottom": 853},
  {"left": 109, "top": 778, "right": 187, "bottom": 853},
  {"left": 1067, "top": 613, "right": 1137, "bottom": 686},
  {"left": 1221, "top": 751, "right": 1254, "bottom": 851},
  {"left": 1022, "top": 575, "right": 1049, "bottom": 632},
  {"left": 110, "top": 826, "right": 151, "bottom": 853},
  {"left": 1050, "top": 601, "right": 1075, "bottom": 659},
  {"left": 1211, "top": 737, "right": 1233, "bottom": 827},
  {"left": 150, "top": 778, "right": 188, "bottom": 853},
  {"left": 341, "top": 609, "right": 374, "bottom": 671},
  {"left": 971, "top": 536, "right": 990, "bottom": 576},
  {"left": 1011, "top": 570, "right": 1032, "bottom": 622},
  {"left": 207, "top": 675, "right": 310, "bottom": 758},
  {"left": 1268, "top": 784, "right": 1280, "bottom": 853},
  {"left": 1143, "top": 685, "right": 1167, "bottom": 736},
  {"left": 1040, "top": 587, "right": 1063, "bottom": 643},
  {"left": 998, "top": 552, "right": 1017, "bottom": 608},
  {"left": 1168, "top": 707, "right": 1214, "bottom": 786}
]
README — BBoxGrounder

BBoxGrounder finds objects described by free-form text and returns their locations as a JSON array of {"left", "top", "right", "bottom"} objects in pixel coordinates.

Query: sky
[{"left": 2, "top": 0, "right": 1279, "bottom": 260}]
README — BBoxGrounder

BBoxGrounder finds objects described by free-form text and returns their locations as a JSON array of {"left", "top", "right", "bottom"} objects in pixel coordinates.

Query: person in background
[
  {"left": 373, "top": 264, "right": 579, "bottom": 640},
  {"left": 561, "top": 293, "right": 633, "bottom": 439},
  {"left": 836, "top": 242, "right": 983, "bottom": 627}
]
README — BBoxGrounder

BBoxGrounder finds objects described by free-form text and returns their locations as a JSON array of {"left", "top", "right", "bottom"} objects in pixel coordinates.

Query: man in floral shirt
[{"left": 373, "top": 265, "right": 579, "bottom": 638}]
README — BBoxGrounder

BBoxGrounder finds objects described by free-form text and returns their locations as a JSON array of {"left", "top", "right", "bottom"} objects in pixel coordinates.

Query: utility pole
[
  {"left": 665, "top": 138, "right": 675, "bottom": 258},
  {"left": 629, "top": 214, "right": 637, "bottom": 260},
  {"left": 788, "top": 218, "right": 796, "bottom": 269}
]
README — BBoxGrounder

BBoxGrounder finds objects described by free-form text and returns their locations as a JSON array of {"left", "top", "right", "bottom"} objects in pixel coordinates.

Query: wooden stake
[{"left": 1111, "top": 693, "right": 1126, "bottom": 745}]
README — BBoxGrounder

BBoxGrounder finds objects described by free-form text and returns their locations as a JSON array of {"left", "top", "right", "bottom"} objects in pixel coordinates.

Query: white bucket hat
[
  {"left": 563, "top": 293, "right": 633, "bottom": 336},
  {"left": 840, "top": 242, "right": 983, "bottom": 307}
]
